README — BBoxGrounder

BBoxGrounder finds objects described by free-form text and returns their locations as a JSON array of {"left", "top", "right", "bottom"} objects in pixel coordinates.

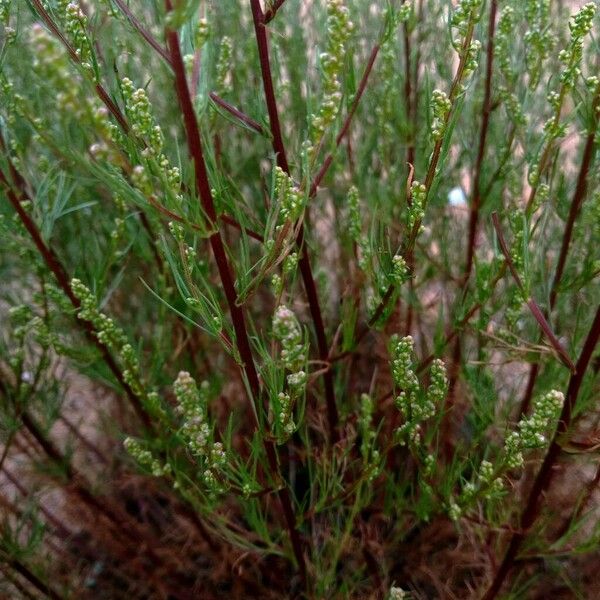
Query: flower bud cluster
[
  {"left": 407, "top": 181, "right": 426, "bottom": 231},
  {"left": 524, "top": 0, "right": 554, "bottom": 88},
  {"left": 173, "top": 371, "right": 224, "bottom": 476},
  {"left": 309, "top": 0, "right": 354, "bottom": 146},
  {"left": 389, "top": 335, "right": 419, "bottom": 392},
  {"left": 430, "top": 89, "right": 451, "bottom": 141},
  {"left": 0, "top": 1, "right": 10, "bottom": 26},
  {"left": 389, "top": 586, "right": 408, "bottom": 600},
  {"left": 558, "top": 3, "right": 596, "bottom": 91},
  {"left": 131, "top": 164, "right": 151, "bottom": 195},
  {"left": 271, "top": 273, "right": 283, "bottom": 296},
  {"left": 359, "top": 393, "right": 380, "bottom": 478},
  {"left": 108, "top": 193, "right": 126, "bottom": 242},
  {"left": 448, "top": 500, "right": 462, "bottom": 521},
  {"left": 273, "top": 305, "right": 305, "bottom": 373},
  {"left": 122, "top": 77, "right": 163, "bottom": 155},
  {"left": 389, "top": 336, "right": 448, "bottom": 447},
  {"left": 346, "top": 186, "right": 373, "bottom": 272},
  {"left": 495, "top": 7, "right": 515, "bottom": 82},
  {"left": 283, "top": 251, "right": 299, "bottom": 276},
  {"left": 216, "top": 36, "right": 233, "bottom": 95},
  {"left": 383, "top": 1, "right": 412, "bottom": 43},
  {"left": 275, "top": 391, "right": 295, "bottom": 437},
  {"left": 450, "top": 0, "right": 482, "bottom": 40},
  {"left": 398, "top": 2, "right": 412, "bottom": 24},
  {"left": 271, "top": 305, "right": 308, "bottom": 439},
  {"left": 462, "top": 39, "right": 481, "bottom": 79},
  {"left": 390, "top": 254, "right": 408, "bottom": 286},
  {"left": 426, "top": 359, "right": 448, "bottom": 407},
  {"left": 390, "top": 336, "right": 429, "bottom": 445},
  {"left": 30, "top": 24, "right": 82, "bottom": 115},
  {"left": 65, "top": 3, "right": 92, "bottom": 71},
  {"left": 459, "top": 459, "right": 504, "bottom": 507},
  {"left": 124, "top": 437, "right": 171, "bottom": 477},
  {"left": 195, "top": 18, "right": 210, "bottom": 48},
  {"left": 274, "top": 166, "right": 305, "bottom": 223},
  {"left": 71, "top": 278, "right": 143, "bottom": 395},
  {"left": 347, "top": 186, "right": 361, "bottom": 241},
  {"left": 504, "top": 390, "right": 563, "bottom": 468},
  {"left": 508, "top": 212, "right": 525, "bottom": 274},
  {"left": 498, "top": 87, "right": 527, "bottom": 128}
]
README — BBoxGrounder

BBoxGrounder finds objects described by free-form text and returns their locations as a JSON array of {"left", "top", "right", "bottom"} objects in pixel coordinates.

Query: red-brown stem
[
  {"left": 0, "top": 166, "right": 151, "bottom": 430},
  {"left": 111, "top": 1, "right": 265, "bottom": 140},
  {"left": 249, "top": 0, "right": 339, "bottom": 445},
  {"left": 164, "top": 8, "right": 306, "bottom": 580},
  {"left": 209, "top": 92, "right": 265, "bottom": 134},
  {"left": 549, "top": 110, "right": 598, "bottom": 309},
  {"left": 464, "top": 0, "right": 497, "bottom": 282},
  {"left": 0, "top": 563, "right": 43, "bottom": 600},
  {"left": 113, "top": 0, "right": 171, "bottom": 64},
  {"left": 518, "top": 106, "right": 598, "bottom": 415},
  {"left": 308, "top": 44, "right": 381, "bottom": 199},
  {"left": 165, "top": 17, "right": 259, "bottom": 397},
  {"left": 31, "top": 0, "right": 129, "bottom": 133},
  {"left": 264, "top": 0, "right": 288, "bottom": 23},
  {"left": 491, "top": 213, "right": 575, "bottom": 372},
  {"left": 482, "top": 304, "right": 600, "bottom": 600},
  {"left": 367, "top": 19, "right": 476, "bottom": 331}
]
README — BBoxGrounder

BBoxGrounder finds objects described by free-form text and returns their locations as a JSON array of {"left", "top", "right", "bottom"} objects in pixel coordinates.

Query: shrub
[{"left": 0, "top": 0, "right": 599, "bottom": 598}]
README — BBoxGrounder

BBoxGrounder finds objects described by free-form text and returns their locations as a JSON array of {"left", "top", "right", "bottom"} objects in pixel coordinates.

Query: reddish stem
[
  {"left": 250, "top": 0, "right": 339, "bottom": 445},
  {"left": 367, "top": 19, "right": 477, "bottom": 332},
  {"left": 492, "top": 213, "right": 575, "bottom": 372},
  {"left": 464, "top": 0, "right": 497, "bottom": 282},
  {"left": 164, "top": 7, "right": 306, "bottom": 581},
  {"left": 113, "top": 0, "right": 171, "bottom": 64},
  {"left": 308, "top": 44, "right": 381, "bottom": 198},
  {"left": 0, "top": 166, "right": 151, "bottom": 430},
  {"left": 518, "top": 98, "right": 598, "bottom": 414},
  {"left": 264, "top": 0, "right": 288, "bottom": 23},
  {"left": 209, "top": 92, "right": 265, "bottom": 134},
  {"left": 482, "top": 304, "right": 600, "bottom": 599}
]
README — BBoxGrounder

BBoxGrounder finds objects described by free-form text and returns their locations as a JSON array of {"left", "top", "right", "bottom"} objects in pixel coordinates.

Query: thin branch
[
  {"left": 364, "top": 18, "right": 477, "bottom": 333},
  {"left": 0, "top": 163, "right": 151, "bottom": 430},
  {"left": 31, "top": 0, "right": 129, "bottom": 131},
  {"left": 113, "top": 0, "right": 171, "bottom": 64},
  {"left": 491, "top": 212, "right": 575, "bottom": 372},
  {"left": 482, "top": 304, "right": 600, "bottom": 599},
  {"left": 464, "top": 0, "right": 497, "bottom": 281},
  {"left": 110, "top": 1, "right": 263, "bottom": 136},
  {"left": 518, "top": 95, "right": 598, "bottom": 415},
  {"left": 264, "top": 0, "right": 288, "bottom": 24},
  {"left": 308, "top": 43, "right": 381, "bottom": 198},
  {"left": 250, "top": 0, "right": 339, "bottom": 446},
  {"left": 164, "top": 4, "right": 306, "bottom": 581},
  {"left": 209, "top": 92, "right": 265, "bottom": 134}
]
